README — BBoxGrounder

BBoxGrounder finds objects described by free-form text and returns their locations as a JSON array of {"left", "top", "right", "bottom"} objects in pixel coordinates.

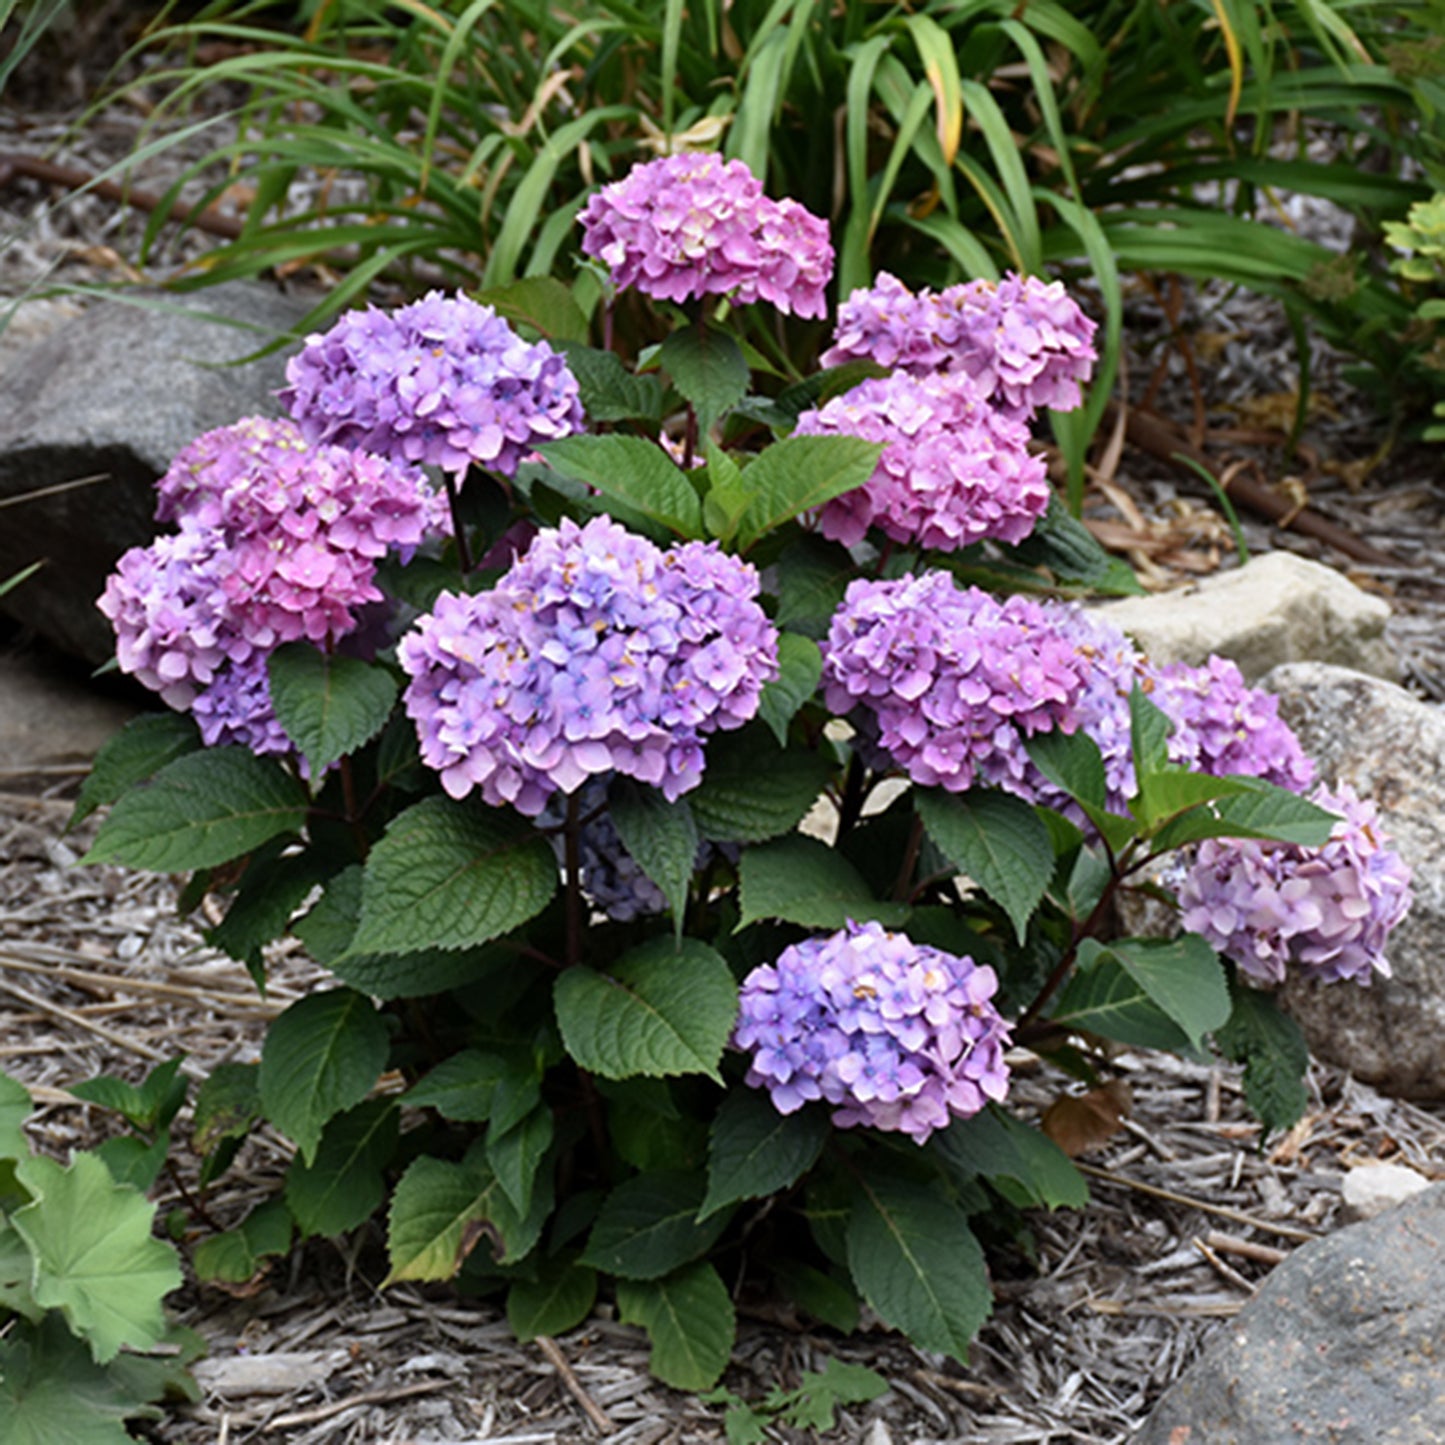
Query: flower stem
[
  {"left": 564, "top": 790, "right": 583, "bottom": 970},
  {"left": 892, "top": 813, "right": 925, "bottom": 902},
  {"left": 681, "top": 402, "right": 699, "bottom": 470},
  {"left": 443, "top": 470, "right": 474, "bottom": 575}
]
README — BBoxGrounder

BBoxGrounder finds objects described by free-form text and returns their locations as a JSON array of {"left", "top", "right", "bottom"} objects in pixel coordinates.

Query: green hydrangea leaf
[
  {"left": 916, "top": 788, "right": 1054, "bottom": 943},
  {"left": 539, "top": 434, "right": 702, "bottom": 539},
  {"left": 258, "top": 988, "right": 389, "bottom": 1164},
  {"left": 385, "top": 1146, "right": 549, "bottom": 1283},
  {"left": 580, "top": 1170, "right": 728, "bottom": 1280},
  {"left": 286, "top": 1099, "right": 399, "bottom": 1237},
  {"left": 845, "top": 1175, "right": 991, "bottom": 1363},
  {"left": 266, "top": 643, "right": 399, "bottom": 775},
  {"left": 733, "top": 435, "right": 882, "bottom": 553},
  {"left": 346, "top": 797, "right": 557, "bottom": 957},
  {"left": 700, "top": 1091, "right": 828, "bottom": 1220},
  {"left": 82, "top": 748, "right": 309, "bottom": 873},
  {"left": 738, "top": 834, "right": 909, "bottom": 930},
  {"left": 554, "top": 938, "right": 737, "bottom": 1083},
  {"left": 69, "top": 713, "right": 201, "bottom": 828},
  {"left": 616, "top": 1261, "right": 735, "bottom": 1390},
  {"left": 507, "top": 1251, "right": 597, "bottom": 1343},
  {"left": 688, "top": 725, "right": 832, "bottom": 844}
]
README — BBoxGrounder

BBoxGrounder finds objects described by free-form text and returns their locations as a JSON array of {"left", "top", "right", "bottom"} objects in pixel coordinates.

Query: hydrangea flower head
[
  {"left": 821, "top": 573, "right": 1091, "bottom": 792},
  {"left": 578, "top": 152, "right": 833, "bottom": 317},
  {"left": 734, "top": 920, "right": 1011, "bottom": 1143},
  {"left": 281, "top": 291, "right": 584, "bottom": 478},
  {"left": 822, "top": 270, "right": 1097, "bottom": 420},
  {"left": 155, "top": 417, "right": 445, "bottom": 650},
  {"left": 397, "top": 516, "right": 779, "bottom": 814},
  {"left": 794, "top": 371, "right": 1049, "bottom": 550},
  {"left": 1145, "top": 655, "right": 1316, "bottom": 794},
  {"left": 1178, "top": 783, "right": 1412, "bottom": 986}
]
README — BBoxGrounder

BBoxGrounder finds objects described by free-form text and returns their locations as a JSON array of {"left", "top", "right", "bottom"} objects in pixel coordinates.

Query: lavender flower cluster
[
  {"left": 397, "top": 516, "right": 779, "bottom": 814},
  {"left": 734, "top": 920, "right": 1011, "bottom": 1143},
  {"left": 579, "top": 152, "right": 833, "bottom": 318},
  {"left": 823, "top": 574, "right": 1316, "bottom": 809},
  {"left": 793, "top": 371, "right": 1050, "bottom": 551},
  {"left": 820, "top": 573, "right": 1092, "bottom": 794},
  {"left": 1178, "top": 784, "right": 1412, "bottom": 986},
  {"left": 100, "top": 417, "right": 441, "bottom": 754},
  {"left": 281, "top": 290, "right": 585, "bottom": 480},
  {"left": 821, "top": 270, "right": 1098, "bottom": 421}
]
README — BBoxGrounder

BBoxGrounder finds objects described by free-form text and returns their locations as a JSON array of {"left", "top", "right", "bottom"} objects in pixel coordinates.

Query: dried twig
[{"left": 536, "top": 1335, "right": 616, "bottom": 1435}]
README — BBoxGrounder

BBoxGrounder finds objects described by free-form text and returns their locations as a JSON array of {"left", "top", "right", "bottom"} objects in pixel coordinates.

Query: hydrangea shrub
[{"left": 78, "top": 153, "right": 1412, "bottom": 1390}]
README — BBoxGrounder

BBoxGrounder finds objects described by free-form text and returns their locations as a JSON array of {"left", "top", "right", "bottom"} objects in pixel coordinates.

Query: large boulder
[
  {"left": 1262, "top": 663, "right": 1445, "bottom": 1099},
  {"left": 0, "top": 282, "right": 316, "bottom": 664},
  {"left": 1134, "top": 1184, "right": 1445, "bottom": 1444},
  {"left": 1092, "top": 550, "right": 1398, "bottom": 683}
]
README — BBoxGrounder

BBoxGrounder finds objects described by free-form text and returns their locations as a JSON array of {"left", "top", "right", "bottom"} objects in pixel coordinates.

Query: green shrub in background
[{"left": 95, "top": 0, "right": 1445, "bottom": 495}]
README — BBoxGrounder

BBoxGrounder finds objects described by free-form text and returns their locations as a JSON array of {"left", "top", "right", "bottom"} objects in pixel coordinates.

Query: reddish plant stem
[
  {"left": 892, "top": 813, "right": 925, "bottom": 902},
  {"left": 564, "top": 791, "right": 583, "bottom": 971}
]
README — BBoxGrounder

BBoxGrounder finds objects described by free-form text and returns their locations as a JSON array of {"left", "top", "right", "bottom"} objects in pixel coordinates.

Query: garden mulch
[{"left": 6, "top": 32, "right": 1445, "bottom": 1444}]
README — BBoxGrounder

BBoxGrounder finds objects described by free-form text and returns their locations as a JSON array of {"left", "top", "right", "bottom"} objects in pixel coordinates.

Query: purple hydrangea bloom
[
  {"left": 397, "top": 516, "right": 779, "bottom": 814},
  {"left": 733, "top": 920, "right": 1011, "bottom": 1143},
  {"left": 1145, "top": 655, "right": 1316, "bottom": 794},
  {"left": 98, "top": 525, "right": 254, "bottom": 710},
  {"left": 281, "top": 291, "right": 585, "bottom": 479},
  {"left": 189, "top": 651, "right": 295, "bottom": 757},
  {"left": 822, "top": 270, "right": 1098, "bottom": 420},
  {"left": 1177, "top": 783, "right": 1412, "bottom": 986},
  {"left": 794, "top": 371, "right": 1049, "bottom": 550},
  {"left": 821, "top": 573, "right": 1091, "bottom": 793},
  {"left": 578, "top": 153, "right": 834, "bottom": 318}
]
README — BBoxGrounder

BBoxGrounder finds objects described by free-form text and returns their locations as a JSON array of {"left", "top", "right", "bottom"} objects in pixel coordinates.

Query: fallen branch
[{"left": 1109, "top": 403, "right": 1398, "bottom": 568}]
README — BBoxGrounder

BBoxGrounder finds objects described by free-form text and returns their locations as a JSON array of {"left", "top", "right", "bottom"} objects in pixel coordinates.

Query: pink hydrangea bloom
[
  {"left": 821, "top": 573, "right": 1091, "bottom": 793},
  {"left": 822, "top": 270, "right": 1098, "bottom": 420},
  {"left": 579, "top": 152, "right": 834, "bottom": 317},
  {"left": 734, "top": 920, "right": 1011, "bottom": 1143},
  {"left": 794, "top": 370, "right": 1049, "bottom": 550}
]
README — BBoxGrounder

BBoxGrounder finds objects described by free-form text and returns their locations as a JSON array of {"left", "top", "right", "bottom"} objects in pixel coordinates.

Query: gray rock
[
  {"left": 0, "top": 282, "right": 317, "bottom": 663},
  {"left": 1263, "top": 663, "right": 1445, "bottom": 1099},
  {"left": 0, "top": 639, "right": 142, "bottom": 783},
  {"left": 1133, "top": 1183, "right": 1445, "bottom": 1444},
  {"left": 1092, "top": 551, "right": 1398, "bottom": 683}
]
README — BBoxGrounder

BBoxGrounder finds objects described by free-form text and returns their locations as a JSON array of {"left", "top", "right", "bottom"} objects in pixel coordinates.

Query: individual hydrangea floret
[
  {"left": 1145, "top": 655, "right": 1316, "bottom": 794},
  {"left": 397, "top": 516, "right": 779, "bottom": 814},
  {"left": 821, "top": 573, "right": 1091, "bottom": 793},
  {"left": 156, "top": 417, "right": 445, "bottom": 650},
  {"left": 822, "top": 270, "right": 1098, "bottom": 420},
  {"left": 578, "top": 152, "right": 834, "bottom": 318},
  {"left": 733, "top": 920, "right": 1011, "bottom": 1143},
  {"left": 1178, "top": 784, "right": 1412, "bottom": 987},
  {"left": 189, "top": 652, "right": 296, "bottom": 757},
  {"left": 281, "top": 291, "right": 585, "bottom": 478},
  {"left": 794, "top": 371, "right": 1049, "bottom": 550}
]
